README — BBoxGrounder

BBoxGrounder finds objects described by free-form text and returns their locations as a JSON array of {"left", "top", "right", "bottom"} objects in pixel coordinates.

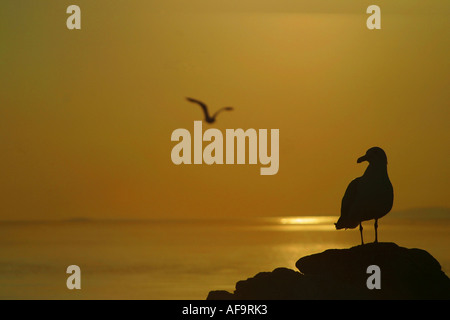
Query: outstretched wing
[
  {"left": 186, "top": 97, "right": 210, "bottom": 119},
  {"left": 212, "top": 106, "right": 233, "bottom": 119},
  {"left": 335, "top": 178, "right": 360, "bottom": 229}
]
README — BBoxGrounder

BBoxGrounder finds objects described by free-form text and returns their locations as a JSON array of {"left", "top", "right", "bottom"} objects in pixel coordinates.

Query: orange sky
[{"left": 1, "top": 1, "right": 449, "bottom": 220}]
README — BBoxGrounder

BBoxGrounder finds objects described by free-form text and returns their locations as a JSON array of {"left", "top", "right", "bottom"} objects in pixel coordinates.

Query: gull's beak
[{"left": 357, "top": 155, "right": 368, "bottom": 163}]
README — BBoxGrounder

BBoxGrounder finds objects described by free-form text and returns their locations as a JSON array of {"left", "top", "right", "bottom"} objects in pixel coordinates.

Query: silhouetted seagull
[
  {"left": 186, "top": 97, "right": 233, "bottom": 123},
  {"left": 335, "top": 147, "right": 394, "bottom": 245}
]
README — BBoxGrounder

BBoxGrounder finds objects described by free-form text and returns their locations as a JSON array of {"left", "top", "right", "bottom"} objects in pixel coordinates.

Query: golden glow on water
[
  {"left": 255, "top": 216, "right": 338, "bottom": 231},
  {"left": 279, "top": 216, "right": 336, "bottom": 225},
  {"left": 1, "top": 217, "right": 450, "bottom": 299}
]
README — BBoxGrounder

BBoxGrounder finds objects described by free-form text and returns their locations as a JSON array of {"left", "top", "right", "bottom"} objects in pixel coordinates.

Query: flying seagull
[
  {"left": 186, "top": 97, "right": 233, "bottom": 123},
  {"left": 335, "top": 147, "right": 394, "bottom": 245}
]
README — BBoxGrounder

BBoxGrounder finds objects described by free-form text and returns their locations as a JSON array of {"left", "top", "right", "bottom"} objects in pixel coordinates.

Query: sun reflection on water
[
  {"left": 262, "top": 216, "right": 338, "bottom": 231},
  {"left": 279, "top": 216, "right": 336, "bottom": 225}
]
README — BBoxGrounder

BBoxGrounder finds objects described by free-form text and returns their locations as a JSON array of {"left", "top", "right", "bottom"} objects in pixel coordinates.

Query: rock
[
  {"left": 206, "top": 290, "right": 235, "bottom": 300},
  {"left": 207, "top": 242, "right": 450, "bottom": 299}
]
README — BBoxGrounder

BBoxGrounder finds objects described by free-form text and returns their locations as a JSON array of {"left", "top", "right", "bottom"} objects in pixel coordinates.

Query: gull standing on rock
[{"left": 335, "top": 147, "right": 394, "bottom": 245}]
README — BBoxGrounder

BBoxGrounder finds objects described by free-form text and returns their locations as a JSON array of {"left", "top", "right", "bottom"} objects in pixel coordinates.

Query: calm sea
[{"left": 0, "top": 215, "right": 449, "bottom": 299}]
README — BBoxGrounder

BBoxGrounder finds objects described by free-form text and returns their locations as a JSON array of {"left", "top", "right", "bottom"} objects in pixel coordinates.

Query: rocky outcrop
[{"left": 207, "top": 242, "right": 450, "bottom": 299}]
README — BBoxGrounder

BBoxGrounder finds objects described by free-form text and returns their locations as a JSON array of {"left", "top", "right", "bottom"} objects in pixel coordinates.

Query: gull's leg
[
  {"left": 374, "top": 219, "right": 378, "bottom": 243},
  {"left": 359, "top": 223, "right": 364, "bottom": 245}
]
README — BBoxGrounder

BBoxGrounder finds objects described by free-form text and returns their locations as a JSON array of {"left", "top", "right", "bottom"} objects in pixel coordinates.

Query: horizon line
[{"left": 0, "top": 207, "right": 449, "bottom": 224}]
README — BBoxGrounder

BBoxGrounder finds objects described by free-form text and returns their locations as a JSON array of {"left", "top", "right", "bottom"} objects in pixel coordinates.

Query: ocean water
[{"left": 0, "top": 215, "right": 449, "bottom": 299}]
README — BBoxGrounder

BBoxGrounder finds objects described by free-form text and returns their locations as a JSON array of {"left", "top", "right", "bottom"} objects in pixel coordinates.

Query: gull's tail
[{"left": 335, "top": 217, "right": 359, "bottom": 230}]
